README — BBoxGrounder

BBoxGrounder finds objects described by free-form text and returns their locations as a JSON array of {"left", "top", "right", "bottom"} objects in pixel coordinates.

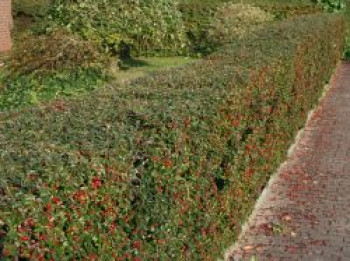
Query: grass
[{"left": 111, "top": 56, "right": 197, "bottom": 83}]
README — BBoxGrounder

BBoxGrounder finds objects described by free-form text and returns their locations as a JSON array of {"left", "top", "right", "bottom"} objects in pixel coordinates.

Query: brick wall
[{"left": 0, "top": 0, "right": 12, "bottom": 53}]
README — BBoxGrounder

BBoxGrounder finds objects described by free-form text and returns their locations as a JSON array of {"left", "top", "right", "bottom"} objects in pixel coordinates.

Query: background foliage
[
  {"left": 43, "top": 0, "right": 188, "bottom": 57},
  {"left": 208, "top": 3, "right": 274, "bottom": 45}
]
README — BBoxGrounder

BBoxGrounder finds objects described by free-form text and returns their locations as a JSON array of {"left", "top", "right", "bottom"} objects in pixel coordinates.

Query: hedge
[{"left": 0, "top": 14, "right": 345, "bottom": 260}]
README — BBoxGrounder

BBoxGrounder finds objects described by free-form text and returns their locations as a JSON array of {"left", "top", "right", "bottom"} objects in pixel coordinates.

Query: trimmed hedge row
[{"left": 0, "top": 14, "right": 345, "bottom": 260}]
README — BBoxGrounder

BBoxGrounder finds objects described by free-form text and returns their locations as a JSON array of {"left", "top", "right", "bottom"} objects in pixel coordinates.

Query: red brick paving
[{"left": 226, "top": 62, "right": 350, "bottom": 261}]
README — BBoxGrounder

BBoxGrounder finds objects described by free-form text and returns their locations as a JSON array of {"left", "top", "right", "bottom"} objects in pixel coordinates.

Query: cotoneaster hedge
[{"left": 0, "top": 14, "right": 345, "bottom": 260}]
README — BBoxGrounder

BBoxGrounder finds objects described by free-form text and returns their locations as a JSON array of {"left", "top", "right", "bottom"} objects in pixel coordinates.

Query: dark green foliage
[
  {"left": 178, "top": 1, "right": 220, "bottom": 55},
  {"left": 12, "top": 0, "right": 51, "bottom": 16},
  {"left": 0, "top": 14, "right": 345, "bottom": 260}
]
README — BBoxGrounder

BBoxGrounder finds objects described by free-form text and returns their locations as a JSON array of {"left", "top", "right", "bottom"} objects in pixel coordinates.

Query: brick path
[{"left": 226, "top": 62, "right": 350, "bottom": 261}]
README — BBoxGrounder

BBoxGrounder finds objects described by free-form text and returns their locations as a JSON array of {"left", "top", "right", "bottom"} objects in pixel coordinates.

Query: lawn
[{"left": 110, "top": 57, "right": 197, "bottom": 83}]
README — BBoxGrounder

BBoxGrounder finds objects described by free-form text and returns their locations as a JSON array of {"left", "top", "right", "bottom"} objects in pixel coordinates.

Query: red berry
[
  {"left": 91, "top": 177, "right": 102, "bottom": 189},
  {"left": 51, "top": 197, "right": 61, "bottom": 204},
  {"left": 21, "top": 236, "right": 29, "bottom": 241},
  {"left": 39, "top": 234, "right": 47, "bottom": 241},
  {"left": 45, "top": 203, "right": 52, "bottom": 212},
  {"left": 164, "top": 158, "right": 172, "bottom": 169}
]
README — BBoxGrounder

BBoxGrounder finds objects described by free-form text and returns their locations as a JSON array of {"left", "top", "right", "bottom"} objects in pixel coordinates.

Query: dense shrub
[
  {"left": 0, "top": 14, "right": 345, "bottom": 260},
  {"left": 44, "top": 0, "right": 188, "bottom": 57},
  {"left": 9, "top": 30, "right": 103, "bottom": 74},
  {"left": 178, "top": 0, "right": 321, "bottom": 55},
  {"left": 178, "top": 1, "right": 219, "bottom": 55},
  {"left": 13, "top": 0, "right": 51, "bottom": 16},
  {"left": 208, "top": 3, "right": 274, "bottom": 45}
]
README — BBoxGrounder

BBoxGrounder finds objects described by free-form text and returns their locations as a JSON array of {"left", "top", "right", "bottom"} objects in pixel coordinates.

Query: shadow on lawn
[{"left": 119, "top": 58, "right": 150, "bottom": 70}]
